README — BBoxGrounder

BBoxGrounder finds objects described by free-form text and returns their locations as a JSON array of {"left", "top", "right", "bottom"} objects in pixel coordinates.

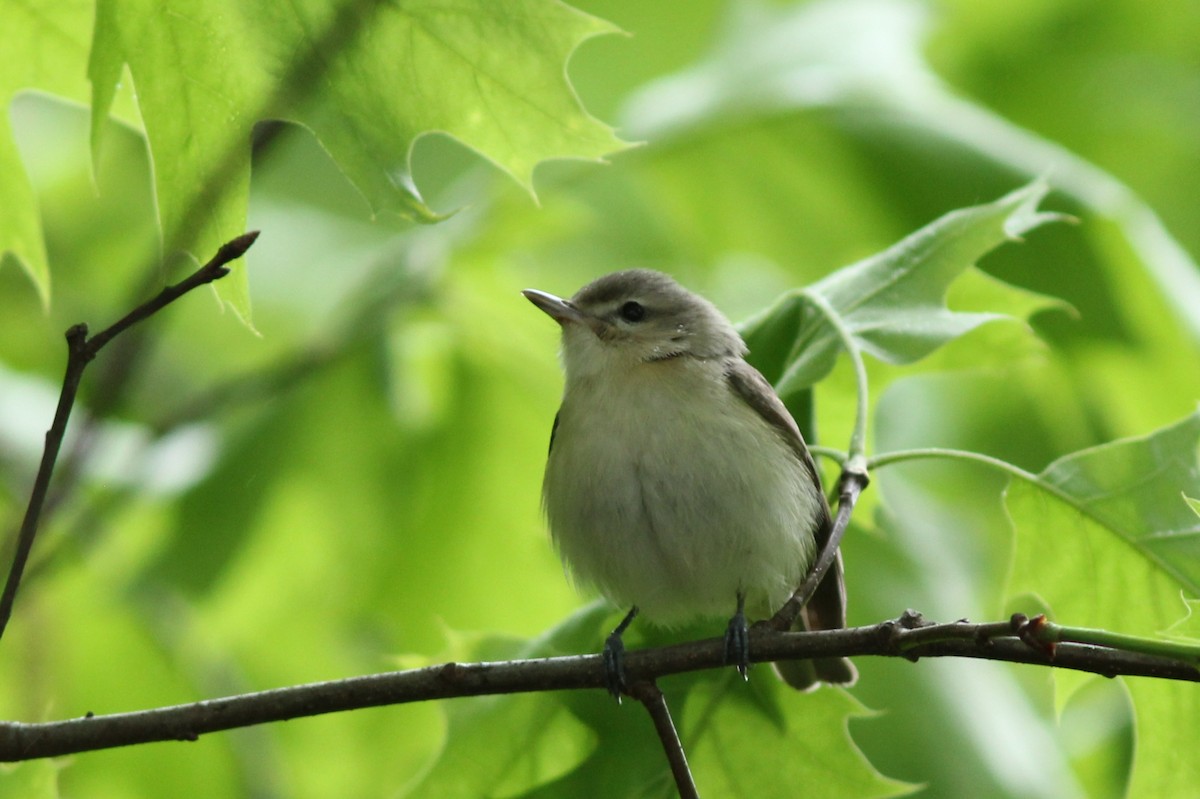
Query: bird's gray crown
[{"left": 570, "top": 269, "right": 747, "bottom": 361}]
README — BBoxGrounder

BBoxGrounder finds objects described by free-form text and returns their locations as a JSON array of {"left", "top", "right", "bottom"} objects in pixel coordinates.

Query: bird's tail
[{"left": 774, "top": 549, "right": 858, "bottom": 691}]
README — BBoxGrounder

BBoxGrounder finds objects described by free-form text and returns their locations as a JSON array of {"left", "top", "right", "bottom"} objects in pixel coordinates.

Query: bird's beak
[{"left": 522, "top": 289, "right": 587, "bottom": 327}]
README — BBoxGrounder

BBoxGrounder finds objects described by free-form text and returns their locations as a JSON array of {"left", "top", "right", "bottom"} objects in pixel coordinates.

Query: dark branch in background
[
  {"left": 0, "top": 610, "right": 1195, "bottom": 762},
  {"left": 153, "top": 247, "right": 434, "bottom": 433},
  {"left": 0, "top": 233, "right": 258, "bottom": 642}
]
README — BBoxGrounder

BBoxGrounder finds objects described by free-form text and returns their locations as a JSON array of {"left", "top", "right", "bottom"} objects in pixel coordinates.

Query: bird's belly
[{"left": 543, "top": 387, "right": 819, "bottom": 624}]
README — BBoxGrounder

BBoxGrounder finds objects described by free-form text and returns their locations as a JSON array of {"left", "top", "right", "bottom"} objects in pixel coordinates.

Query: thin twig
[
  {"left": 20, "top": 244, "right": 432, "bottom": 589},
  {"left": 629, "top": 681, "right": 699, "bottom": 799},
  {"left": 0, "top": 610, "right": 1195, "bottom": 762},
  {"left": 29, "top": 0, "right": 399, "bottom": 568},
  {"left": 0, "top": 232, "right": 259, "bottom": 642},
  {"left": 768, "top": 464, "right": 869, "bottom": 631}
]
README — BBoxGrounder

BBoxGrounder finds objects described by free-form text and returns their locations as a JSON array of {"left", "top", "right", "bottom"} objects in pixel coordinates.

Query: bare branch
[
  {"left": 769, "top": 463, "right": 869, "bottom": 631},
  {"left": 0, "top": 610, "right": 1194, "bottom": 762},
  {"left": 0, "top": 233, "right": 259, "bottom": 641},
  {"left": 630, "top": 681, "right": 698, "bottom": 799}
]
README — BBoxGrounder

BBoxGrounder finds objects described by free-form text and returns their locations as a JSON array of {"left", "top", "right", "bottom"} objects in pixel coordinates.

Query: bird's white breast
[{"left": 543, "top": 356, "right": 820, "bottom": 624}]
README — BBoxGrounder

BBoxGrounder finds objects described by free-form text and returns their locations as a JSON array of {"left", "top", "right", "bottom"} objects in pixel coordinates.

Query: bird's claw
[
  {"left": 723, "top": 595, "right": 750, "bottom": 679},
  {"left": 602, "top": 606, "right": 639, "bottom": 701},
  {"left": 602, "top": 631, "right": 628, "bottom": 700}
]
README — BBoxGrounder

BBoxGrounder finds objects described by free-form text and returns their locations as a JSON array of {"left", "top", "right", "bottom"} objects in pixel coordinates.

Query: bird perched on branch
[{"left": 524, "top": 269, "right": 856, "bottom": 694}]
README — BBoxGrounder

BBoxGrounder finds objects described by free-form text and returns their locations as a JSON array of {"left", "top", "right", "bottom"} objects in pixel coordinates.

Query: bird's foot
[
  {"left": 603, "top": 606, "right": 639, "bottom": 701},
  {"left": 723, "top": 592, "right": 750, "bottom": 679}
]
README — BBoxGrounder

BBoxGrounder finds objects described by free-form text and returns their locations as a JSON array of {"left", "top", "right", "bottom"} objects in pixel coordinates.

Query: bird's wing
[
  {"left": 547, "top": 410, "right": 561, "bottom": 456},
  {"left": 724, "top": 359, "right": 829, "bottom": 515},
  {"left": 726, "top": 359, "right": 856, "bottom": 686}
]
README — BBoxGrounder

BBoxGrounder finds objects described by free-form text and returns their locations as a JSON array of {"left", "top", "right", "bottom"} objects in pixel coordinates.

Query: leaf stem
[
  {"left": 1038, "top": 619, "right": 1200, "bottom": 663},
  {"left": 867, "top": 447, "right": 1038, "bottom": 483},
  {"left": 808, "top": 445, "right": 848, "bottom": 466},
  {"left": 800, "top": 289, "right": 869, "bottom": 464}
]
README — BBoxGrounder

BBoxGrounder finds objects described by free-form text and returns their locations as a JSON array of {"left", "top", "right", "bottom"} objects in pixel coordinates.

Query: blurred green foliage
[{"left": 1, "top": 0, "right": 1199, "bottom": 797}]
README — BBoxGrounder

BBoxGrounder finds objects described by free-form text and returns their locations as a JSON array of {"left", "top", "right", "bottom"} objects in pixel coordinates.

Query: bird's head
[{"left": 523, "top": 269, "right": 746, "bottom": 380}]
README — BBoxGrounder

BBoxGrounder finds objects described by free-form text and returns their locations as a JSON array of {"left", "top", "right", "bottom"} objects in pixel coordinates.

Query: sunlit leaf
[
  {"left": 1015, "top": 412, "right": 1200, "bottom": 595},
  {"left": 84, "top": 0, "right": 628, "bottom": 321},
  {"left": 740, "top": 182, "right": 1066, "bottom": 394},
  {"left": 88, "top": 0, "right": 264, "bottom": 319},
  {"left": 0, "top": 0, "right": 93, "bottom": 304},
  {"left": 1006, "top": 411, "right": 1200, "bottom": 797},
  {"left": 404, "top": 605, "right": 610, "bottom": 798},
  {"left": 245, "top": 0, "right": 627, "bottom": 211},
  {"left": 624, "top": 0, "right": 1200, "bottom": 343},
  {"left": 406, "top": 690, "right": 594, "bottom": 798},
  {"left": 685, "top": 679, "right": 913, "bottom": 799}
]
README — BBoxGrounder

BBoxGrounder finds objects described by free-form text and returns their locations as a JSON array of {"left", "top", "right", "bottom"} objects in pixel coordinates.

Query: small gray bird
[{"left": 524, "top": 269, "right": 856, "bottom": 692}]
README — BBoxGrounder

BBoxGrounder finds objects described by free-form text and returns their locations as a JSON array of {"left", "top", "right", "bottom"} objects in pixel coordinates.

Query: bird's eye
[{"left": 619, "top": 301, "right": 646, "bottom": 322}]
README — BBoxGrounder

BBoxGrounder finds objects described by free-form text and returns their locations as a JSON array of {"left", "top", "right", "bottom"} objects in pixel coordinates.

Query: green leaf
[
  {"left": 244, "top": 0, "right": 628, "bottom": 214},
  {"left": 88, "top": 0, "right": 264, "bottom": 320},
  {"left": 1006, "top": 411, "right": 1200, "bottom": 797},
  {"left": 739, "top": 182, "right": 1067, "bottom": 395},
  {"left": 403, "top": 604, "right": 611, "bottom": 798},
  {"left": 685, "top": 680, "right": 913, "bottom": 799},
  {"left": 0, "top": 136, "right": 48, "bottom": 304},
  {"left": 407, "top": 690, "right": 595, "bottom": 799},
  {"left": 1016, "top": 412, "right": 1200, "bottom": 595},
  {"left": 0, "top": 0, "right": 93, "bottom": 304},
  {"left": 624, "top": 0, "right": 1200, "bottom": 343},
  {"left": 85, "top": 0, "right": 628, "bottom": 322}
]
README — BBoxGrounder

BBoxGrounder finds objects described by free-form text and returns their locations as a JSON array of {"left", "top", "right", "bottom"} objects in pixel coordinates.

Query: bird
[{"left": 523, "top": 268, "right": 856, "bottom": 694}]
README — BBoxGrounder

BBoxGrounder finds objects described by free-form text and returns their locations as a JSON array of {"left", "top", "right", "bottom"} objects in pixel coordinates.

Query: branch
[
  {"left": 21, "top": 244, "right": 433, "bottom": 591},
  {"left": 768, "top": 461, "right": 868, "bottom": 631},
  {"left": 0, "top": 233, "right": 259, "bottom": 642},
  {"left": 629, "top": 681, "right": 698, "bottom": 799},
  {"left": 21, "top": 0, "right": 397, "bottom": 570},
  {"left": 1, "top": 610, "right": 1195, "bottom": 762}
]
